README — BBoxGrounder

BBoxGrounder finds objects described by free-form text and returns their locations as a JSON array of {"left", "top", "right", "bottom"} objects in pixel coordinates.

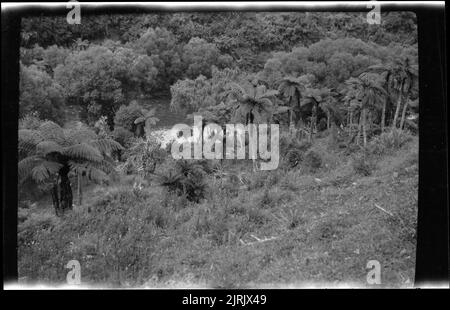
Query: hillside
[{"left": 18, "top": 132, "right": 418, "bottom": 287}]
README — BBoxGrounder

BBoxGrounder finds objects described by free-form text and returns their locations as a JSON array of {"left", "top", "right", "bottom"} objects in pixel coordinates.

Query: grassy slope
[{"left": 18, "top": 135, "right": 418, "bottom": 288}]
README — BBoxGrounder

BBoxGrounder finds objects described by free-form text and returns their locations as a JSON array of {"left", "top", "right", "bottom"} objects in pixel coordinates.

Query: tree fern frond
[
  {"left": 63, "top": 143, "right": 103, "bottom": 162},
  {"left": 273, "top": 106, "right": 291, "bottom": 114},
  {"left": 18, "top": 155, "right": 43, "bottom": 181},
  {"left": 89, "top": 138, "right": 123, "bottom": 155},
  {"left": 31, "top": 161, "right": 62, "bottom": 183},
  {"left": 18, "top": 129, "right": 44, "bottom": 157},
  {"left": 225, "top": 82, "right": 247, "bottom": 99},
  {"left": 63, "top": 125, "right": 97, "bottom": 145},
  {"left": 134, "top": 116, "right": 146, "bottom": 124},
  {"left": 36, "top": 141, "right": 63, "bottom": 156},
  {"left": 84, "top": 166, "right": 109, "bottom": 183},
  {"left": 68, "top": 161, "right": 89, "bottom": 175},
  {"left": 145, "top": 116, "right": 159, "bottom": 127},
  {"left": 38, "top": 121, "right": 65, "bottom": 144},
  {"left": 91, "top": 158, "right": 117, "bottom": 175},
  {"left": 258, "top": 89, "right": 278, "bottom": 99}
]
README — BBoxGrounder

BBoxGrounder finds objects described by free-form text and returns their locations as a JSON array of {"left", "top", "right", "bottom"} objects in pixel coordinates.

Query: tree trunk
[
  {"left": 327, "top": 111, "right": 330, "bottom": 130},
  {"left": 313, "top": 105, "right": 317, "bottom": 133},
  {"left": 392, "top": 93, "right": 403, "bottom": 129},
  {"left": 51, "top": 180, "right": 60, "bottom": 216},
  {"left": 310, "top": 104, "right": 317, "bottom": 142},
  {"left": 289, "top": 97, "right": 293, "bottom": 130},
  {"left": 349, "top": 109, "right": 353, "bottom": 134},
  {"left": 53, "top": 165, "right": 73, "bottom": 216},
  {"left": 381, "top": 100, "right": 386, "bottom": 131},
  {"left": 362, "top": 108, "right": 367, "bottom": 148},
  {"left": 356, "top": 111, "right": 362, "bottom": 146},
  {"left": 296, "top": 95, "right": 303, "bottom": 128},
  {"left": 288, "top": 110, "right": 293, "bottom": 135},
  {"left": 136, "top": 123, "right": 144, "bottom": 138},
  {"left": 77, "top": 173, "right": 83, "bottom": 206},
  {"left": 400, "top": 99, "right": 409, "bottom": 129}
]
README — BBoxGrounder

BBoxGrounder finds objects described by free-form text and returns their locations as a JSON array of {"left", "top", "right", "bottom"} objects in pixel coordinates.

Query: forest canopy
[{"left": 20, "top": 12, "right": 417, "bottom": 126}]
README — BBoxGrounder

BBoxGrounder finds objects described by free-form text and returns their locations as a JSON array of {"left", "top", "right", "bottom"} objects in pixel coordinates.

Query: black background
[{"left": 2, "top": 1, "right": 448, "bottom": 295}]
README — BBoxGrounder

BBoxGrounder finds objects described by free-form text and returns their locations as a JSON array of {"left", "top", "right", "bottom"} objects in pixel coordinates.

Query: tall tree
[
  {"left": 225, "top": 79, "right": 279, "bottom": 125},
  {"left": 300, "top": 87, "right": 329, "bottom": 142},
  {"left": 345, "top": 73, "right": 388, "bottom": 147},
  {"left": 368, "top": 56, "right": 418, "bottom": 130}
]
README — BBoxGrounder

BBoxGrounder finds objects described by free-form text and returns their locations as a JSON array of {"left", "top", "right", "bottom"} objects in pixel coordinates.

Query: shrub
[
  {"left": 155, "top": 159, "right": 207, "bottom": 203},
  {"left": 352, "top": 154, "right": 376, "bottom": 176},
  {"left": 113, "top": 101, "right": 145, "bottom": 133},
  {"left": 280, "top": 132, "right": 311, "bottom": 156},
  {"left": 368, "top": 129, "right": 413, "bottom": 155},
  {"left": 112, "top": 126, "right": 134, "bottom": 149},
  {"left": 303, "top": 150, "right": 322, "bottom": 171},
  {"left": 285, "top": 148, "right": 303, "bottom": 168}
]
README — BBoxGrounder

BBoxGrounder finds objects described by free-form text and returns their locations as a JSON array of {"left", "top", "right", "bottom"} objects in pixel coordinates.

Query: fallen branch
[
  {"left": 374, "top": 203, "right": 394, "bottom": 217},
  {"left": 239, "top": 234, "right": 280, "bottom": 246}
]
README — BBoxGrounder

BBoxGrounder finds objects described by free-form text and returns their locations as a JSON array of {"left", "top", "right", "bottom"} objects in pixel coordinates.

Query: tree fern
[{"left": 18, "top": 115, "right": 123, "bottom": 215}]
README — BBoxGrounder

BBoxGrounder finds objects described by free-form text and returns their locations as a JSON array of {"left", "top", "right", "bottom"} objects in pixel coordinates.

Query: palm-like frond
[
  {"left": 36, "top": 141, "right": 64, "bottom": 156},
  {"left": 278, "top": 76, "right": 306, "bottom": 101},
  {"left": 154, "top": 169, "right": 184, "bottom": 188},
  {"left": 89, "top": 138, "right": 123, "bottom": 155},
  {"left": 224, "top": 82, "right": 249, "bottom": 101},
  {"left": 69, "top": 160, "right": 112, "bottom": 183},
  {"left": 31, "top": 161, "right": 62, "bottom": 183},
  {"left": 177, "top": 160, "right": 205, "bottom": 178},
  {"left": 38, "top": 121, "right": 65, "bottom": 144},
  {"left": 63, "top": 124, "right": 98, "bottom": 146},
  {"left": 18, "top": 129, "right": 44, "bottom": 157},
  {"left": 84, "top": 166, "right": 109, "bottom": 183},
  {"left": 18, "top": 155, "right": 43, "bottom": 181},
  {"left": 62, "top": 143, "right": 103, "bottom": 162},
  {"left": 257, "top": 89, "right": 279, "bottom": 99}
]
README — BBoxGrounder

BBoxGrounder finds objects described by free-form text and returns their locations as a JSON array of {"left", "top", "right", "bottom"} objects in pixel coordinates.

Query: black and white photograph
[{"left": 2, "top": 2, "right": 447, "bottom": 291}]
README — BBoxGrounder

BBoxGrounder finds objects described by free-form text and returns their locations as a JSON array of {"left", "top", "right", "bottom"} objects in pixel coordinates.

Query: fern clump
[
  {"left": 154, "top": 159, "right": 207, "bottom": 203},
  {"left": 368, "top": 129, "right": 413, "bottom": 156},
  {"left": 114, "top": 100, "right": 159, "bottom": 138}
]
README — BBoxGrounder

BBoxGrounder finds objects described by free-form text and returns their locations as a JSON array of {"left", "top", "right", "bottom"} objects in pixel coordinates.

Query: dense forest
[{"left": 18, "top": 12, "right": 419, "bottom": 287}]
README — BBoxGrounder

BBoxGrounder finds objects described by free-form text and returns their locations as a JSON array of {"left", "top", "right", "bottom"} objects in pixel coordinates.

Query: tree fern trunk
[
  {"left": 356, "top": 111, "right": 362, "bottom": 146},
  {"left": 349, "top": 109, "right": 353, "bottom": 134},
  {"left": 400, "top": 99, "right": 409, "bottom": 129},
  {"left": 313, "top": 105, "right": 317, "bottom": 133},
  {"left": 51, "top": 180, "right": 60, "bottom": 216},
  {"left": 392, "top": 93, "right": 403, "bottom": 129},
  {"left": 381, "top": 100, "right": 386, "bottom": 131},
  {"left": 59, "top": 165, "right": 73, "bottom": 214},
  {"left": 310, "top": 105, "right": 317, "bottom": 142},
  {"left": 289, "top": 97, "right": 293, "bottom": 130},
  {"left": 77, "top": 173, "right": 83, "bottom": 206},
  {"left": 362, "top": 108, "right": 367, "bottom": 148}
]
